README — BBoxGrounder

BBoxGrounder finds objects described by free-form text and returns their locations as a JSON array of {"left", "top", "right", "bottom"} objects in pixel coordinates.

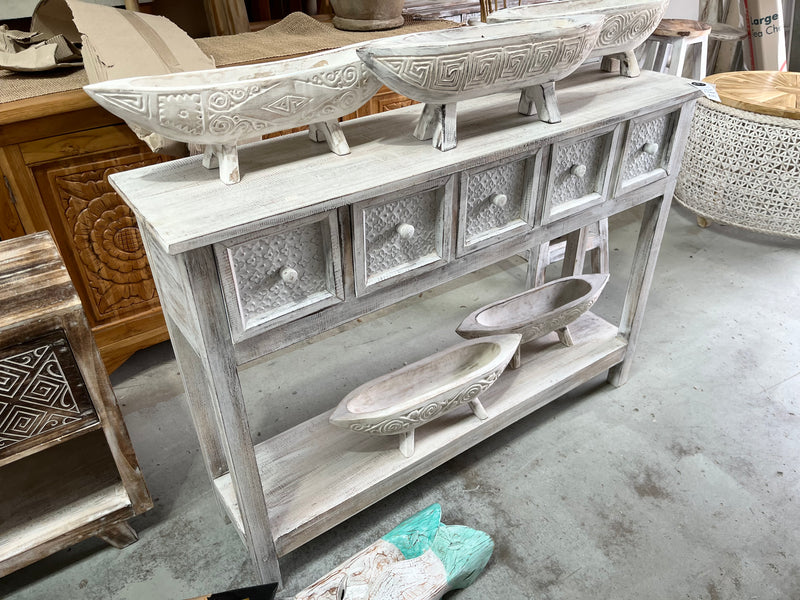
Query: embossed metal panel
[
  {"left": 0, "top": 331, "right": 97, "bottom": 462},
  {"left": 458, "top": 153, "right": 539, "bottom": 255},
  {"left": 353, "top": 178, "right": 453, "bottom": 296},
  {"left": 216, "top": 212, "right": 343, "bottom": 341},
  {"left": 617, "top": 109, "right": 679, "bottom": 194}
]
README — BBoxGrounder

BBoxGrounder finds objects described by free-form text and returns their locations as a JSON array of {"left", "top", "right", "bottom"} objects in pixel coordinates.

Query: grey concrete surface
[{"left": 1, "top": 205, "right": 798, "bottom": 600}]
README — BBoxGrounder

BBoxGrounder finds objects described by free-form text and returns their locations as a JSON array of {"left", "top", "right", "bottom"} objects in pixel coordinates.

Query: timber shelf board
[
  {"left": 0, "top": 419, "right": 103, "bottom": 469},
  {"left": 0, "top": 430, "right": 133, "bottom": 566},
  {"left": 214, "top": 312, "right": 625, "bottom": 555}
]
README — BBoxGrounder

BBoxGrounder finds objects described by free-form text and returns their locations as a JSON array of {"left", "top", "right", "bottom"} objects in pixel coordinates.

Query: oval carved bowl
[
  {"left": 488, "top": 0, "right": 668, "bottom": 77},
  {"left": 84, "top": 44, "right": 382, "bottom": 184},
  {"left": 356, "top": 17, "right": 603, "bottom": 105},
  {"left": 456, "top": 274, "right": 610, "bottom": 367},
  {"left": 330, "top": 333, "right": 521, "bottom": 457}
]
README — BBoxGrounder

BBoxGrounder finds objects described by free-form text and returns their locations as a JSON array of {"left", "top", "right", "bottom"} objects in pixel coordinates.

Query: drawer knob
[
  {"left": 643, "top": 142, "right": 660, "bottom": 155},
  {"left": 490, "top": 193, "right": 508, "bottom": 208},
  {"left": 280, "top": 266, "right": 299, "bottom": 284},
  {"left": 570, "top": 164, "right": 587, "bottom": 178},
  {"left": 396, "top": 223, "right": 415, "bottom": 239}
]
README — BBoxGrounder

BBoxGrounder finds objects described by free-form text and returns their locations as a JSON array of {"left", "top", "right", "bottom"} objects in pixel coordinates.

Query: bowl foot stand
[
  {"left": 511, "top": 327, "right": 574, "bottom": 370},
  {"left": 398, "top": 399, "right": 489, "bottom": 458},
  {"left": 518, "top": 82, "right": 561, "bottom": 124},
  {"left": 202, "top": 144, "right": 240, "bottom": 185},
  {"left": 414, "top": 103, "right": 458, "bottom": 152},
  {"left": 600, "top": 50, "right": 641, "bottom": 78},
  {"left": 309, "top": 120, "right": 351, "bottom": 156}
]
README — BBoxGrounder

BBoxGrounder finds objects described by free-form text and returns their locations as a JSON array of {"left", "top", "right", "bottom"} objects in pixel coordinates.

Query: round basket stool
[{"left": 675, "top": 71, "right": 800, "bottom": 239}]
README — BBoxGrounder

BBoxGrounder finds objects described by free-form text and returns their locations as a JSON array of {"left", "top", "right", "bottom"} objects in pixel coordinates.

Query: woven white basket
[{"left": 675, "top": 97, "right": 800, "bottom": 239}]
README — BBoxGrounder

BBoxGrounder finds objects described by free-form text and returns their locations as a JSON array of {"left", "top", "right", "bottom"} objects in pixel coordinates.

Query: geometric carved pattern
[
  {"left": 465, "top": 159, "right": 527, "bottom": 243},
  {"left": 227, "top": 219, "right": 335, "bottom": 329},
  {"left": 363, "top": 189, "right": 441, "bottom": 281},
  {"left": 50, "top": 155, "right": 166, "bottom": 322},
  {"left": 675, "top": 99, "right": 800, "bottom": 238},
  {"left": 373, "top": 33, "right": 591, "bottom": 100},
  {"left": 622, "top": 112, "right": 674, "bottom": 183},
  {"left": 596, "top": 7, "right": 665, "bottom": 54},
  {"left": 0, "top": 332, "right": 96, "bottom": 459},
  {"left": 348, "top": 370, "right": 501, "bottom": 436},
  {"left": 551, "top": 133, "right": 611, "bottom": 208}
]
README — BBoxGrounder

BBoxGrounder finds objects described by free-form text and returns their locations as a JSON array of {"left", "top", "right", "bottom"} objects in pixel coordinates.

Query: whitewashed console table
[{"left": 110, "top": 69, "right": 700, "bottom": 585}]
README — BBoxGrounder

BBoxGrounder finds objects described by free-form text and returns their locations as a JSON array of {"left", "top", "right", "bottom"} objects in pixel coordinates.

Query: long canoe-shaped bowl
[
  {"left": 330, "top": 334, "right": 521, "bottom": 457},
  {"left": 83, "top": 43, "right": 382, "bottom": 184},
  {"left": 356, "top": 17, "right": 603, "bottom": 151},
  {"left": 488, "top": 0, "right": 669, "bottom": 78},
  {"left": 457, "top": 274, "right": 609, "bottom": 368}
]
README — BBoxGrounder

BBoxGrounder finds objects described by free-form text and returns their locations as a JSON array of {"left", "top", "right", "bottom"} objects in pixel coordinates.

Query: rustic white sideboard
[{"left": 110, "top": 69, "right": 701, "bottom": 585}]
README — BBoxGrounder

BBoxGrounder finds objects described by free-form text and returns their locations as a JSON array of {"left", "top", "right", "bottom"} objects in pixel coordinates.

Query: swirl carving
[
  {"left": 596, "top": 7, "right": 664, "bottom": 52},
  {"left": 348, "top": 370, "right": 502, "bottom": 436}
]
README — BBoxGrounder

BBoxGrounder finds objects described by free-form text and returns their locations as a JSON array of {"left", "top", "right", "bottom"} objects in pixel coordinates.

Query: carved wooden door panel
[{"left": 32, "top": 152, "right": 167, "bottom": 328}]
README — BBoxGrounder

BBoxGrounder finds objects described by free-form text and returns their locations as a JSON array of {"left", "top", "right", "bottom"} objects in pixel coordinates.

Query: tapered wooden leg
[
  {"left": 413, "top": 103, "right": 458, "bottom": 151},
  {"left": 620, "top": 49, "right": 641, "bottom": 78},
  {"left": 556, "top": 326, "right": 574, "bottom": 347},
  {"left": 399, "top": 430, "right": 415, "bottom": 458},
  {"left": 469, "top": 398, "right": 489, "bottom": 420},
  {"left": 309, "top": 120, "right": 351, "bottom": 156},
  {"left": 510, "top": 346, "right": 521, "bottom": 370},
  {"left": 590, "top": 218, "right": 610, "bottom": 274},
  {"left": 97, "top": 521, "right": 138, "bottom": 549},
  {"left": 202, "top": 144, "right": 240, "bottom": 185},
  {"left": 561, "top": 228, "right": 588, "bottom": 278},
  {"left": 518, "top": 82, "right": 561, "bottom": 123},
  {"left": 526, "top": 240, "right": 551, "bottom": 288}
]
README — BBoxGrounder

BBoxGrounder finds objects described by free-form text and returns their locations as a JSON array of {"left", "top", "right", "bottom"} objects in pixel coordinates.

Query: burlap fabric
[{"left": 0, "top": 13, "right": 458, "bottom": 105}]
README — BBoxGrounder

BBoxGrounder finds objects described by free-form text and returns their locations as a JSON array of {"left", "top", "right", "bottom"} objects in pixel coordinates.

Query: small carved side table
[{"left": 0, "top": 231, "right": 152, "bottom": 577}]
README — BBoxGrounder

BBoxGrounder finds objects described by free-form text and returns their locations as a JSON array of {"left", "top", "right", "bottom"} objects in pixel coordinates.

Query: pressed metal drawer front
[
  {"left": 618, "top": 110, "right": 678, "bottom": 192},
  {"left": 459, "top": 155, "right": 536, "bottom": 254},
  {"left": 218, "top": 212, "right": 343, "bottom": 339},
  {"left": 0, "top": 332, "right": 97, "bottom": 461},
  {"left": 544, "top": 129, "right": 615, "bottom": 222},
  {"left": 354, "top": 181, "right": 451, "bottom": 295}
]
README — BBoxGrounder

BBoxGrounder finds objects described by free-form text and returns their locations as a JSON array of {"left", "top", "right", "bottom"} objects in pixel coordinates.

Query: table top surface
[{"left": 704, "top": 71, "right": 800, "bottom": 120}]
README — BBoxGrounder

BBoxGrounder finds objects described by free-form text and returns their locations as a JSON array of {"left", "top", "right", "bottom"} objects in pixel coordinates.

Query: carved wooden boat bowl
[
  {"left": 330, "top": 334, "right": 521, "bottom": 457},
  {"left": 456, "top": 274, "right": 609, "bottom": 368},
  {"left": 488, "top": 0, "right": 668, "bottom": 78},
  {"left": 83, "top": 44, "right": 382, "bottom": 184},
  {"left": 355, "top": 17, "right": 603, "bottom": 150}
]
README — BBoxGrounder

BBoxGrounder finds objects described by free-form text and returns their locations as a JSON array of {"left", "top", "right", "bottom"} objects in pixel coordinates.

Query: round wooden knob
[
  {"left": 396, "top": 223, "right": 415, "bottom": 239},
  {"left": 570, "top": 164, "right": 587, "bottom": 178},
  {"left": 490, "top": 193, "right": 508, "bottom": 208},
  {"left": 280, "top": 266, "right": 298, "bottom": 284},
  {"left": 643, "top": 142, "right": 659, "bottom": 155}
]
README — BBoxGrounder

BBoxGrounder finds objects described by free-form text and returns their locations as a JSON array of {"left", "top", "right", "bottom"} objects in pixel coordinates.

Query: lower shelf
[
  {"left": 214, "top": 312, "right": 626, "bottom": 556},
  {"left": 0, "top": 430, "right": 134, "bottom": 576}
]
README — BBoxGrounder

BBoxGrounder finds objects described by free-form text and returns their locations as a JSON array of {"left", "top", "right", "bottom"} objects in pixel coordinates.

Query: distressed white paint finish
[
  {"left": 488, "top": 0, "right": 668, "bottom": 77},
  {"left": 84, "top": 44, "right": 382, "bottom": 183},
  {"left": 112, "top": 70, "right": 701, "bottom": 584},
  {"left": 357, "top": 17, "right": 604, "bottom": 148},
  {"left": 329, "top": 334, "right": 520, "bottom": 456}
]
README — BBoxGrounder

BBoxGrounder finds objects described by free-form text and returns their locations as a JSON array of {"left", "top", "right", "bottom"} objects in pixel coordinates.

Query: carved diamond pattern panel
[
  {"left": 550, "top": 133, "right": 611, "bottom": 209},
  {"left": 465, "top": 160, "right": 527, "bottom": 244},
  {"left": 228, "top": 219, "right": 336, "bottom": 330},
  {"left": 622, "top": 112, "right": 675, "bottom": 183},
  {"left": 47, "top": 154, "right": 167, "bottom": 324},
  {"left": 363, "top": 190, "right": 440, "bottom": 281},
  {"left": 0, "top": 332, "right": 97, "bottom": 460}
]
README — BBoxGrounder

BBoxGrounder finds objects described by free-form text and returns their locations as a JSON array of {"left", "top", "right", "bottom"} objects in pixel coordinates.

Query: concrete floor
[{"left": 1, "top": 204, "right": 798, "bottom": 600}]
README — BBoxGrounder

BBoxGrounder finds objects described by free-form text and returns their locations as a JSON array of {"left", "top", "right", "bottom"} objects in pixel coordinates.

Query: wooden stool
[
  {"left": 527, "top": 220, "right": 610, "bottom": 288},
  {"left": 0, "top": 232, "right": 152, "bottom": 577},
  {"left": 642, "top": 19, "right": 712, "bottom": 79}
]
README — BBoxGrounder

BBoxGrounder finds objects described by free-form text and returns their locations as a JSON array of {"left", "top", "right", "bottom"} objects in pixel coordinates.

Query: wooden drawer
[
  {"left": 215, "top": 212, "right": 344, "bottom": 342},
  {"left": 542, "top": 126, "right": 619, "bottom": 224},
  {"left": 456, "top": 153, "right": 540, "bottom": 256},
  {"left": 616, "top": 108, "right": 681, "bottom": 195},
  {"left": 352, "top": 177, "right": 454, "bottom": 296},
  {"left": 0, "top": 331, "right": 98, "bottom": 463}
]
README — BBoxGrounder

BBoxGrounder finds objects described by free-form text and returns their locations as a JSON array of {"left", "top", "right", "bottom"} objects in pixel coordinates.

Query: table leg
[{"left": 608, "top": 189, "right": 673, "bottom": 387}]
